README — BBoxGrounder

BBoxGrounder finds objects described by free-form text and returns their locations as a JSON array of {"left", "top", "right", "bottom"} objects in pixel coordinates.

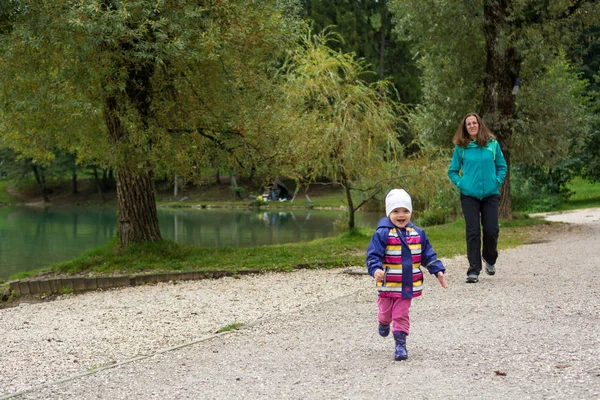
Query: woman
[{"left": 447, "top": 113, "right": 507, "bottom": 283}]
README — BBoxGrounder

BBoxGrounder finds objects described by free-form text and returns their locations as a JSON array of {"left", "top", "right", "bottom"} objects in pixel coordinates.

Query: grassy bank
[
  {"left": 7, "top": 214, "right": 553, "bottom": 282},
  {"left": 3, "top": 178, "right": 599, "bottom": 284}
]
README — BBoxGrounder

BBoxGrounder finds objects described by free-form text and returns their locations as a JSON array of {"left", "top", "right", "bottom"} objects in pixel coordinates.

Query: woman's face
[{"left": 465, "top": 116, "right": 479, "bottom": 138}]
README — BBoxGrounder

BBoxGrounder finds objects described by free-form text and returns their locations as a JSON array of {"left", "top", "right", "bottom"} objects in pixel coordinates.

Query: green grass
[
  {"left": 217, "top": 322, "right": 245, "bottom": 333},
  {"left": 560, "top": 177, "right": 600, "bottom": 210},
  {"left": 307, "top": 193, "right": 347, "bottom": 208},
  {"left": 9, "top": 176, "right": 599, "bottom": 283},
  {"left": 7, "top": 214, "right": 552, "bottom": 281}
]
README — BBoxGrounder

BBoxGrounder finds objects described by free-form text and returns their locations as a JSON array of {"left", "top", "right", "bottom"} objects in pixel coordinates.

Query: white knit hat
[{"left": 385, "top": 189, "right": 412, "bottom": 217}]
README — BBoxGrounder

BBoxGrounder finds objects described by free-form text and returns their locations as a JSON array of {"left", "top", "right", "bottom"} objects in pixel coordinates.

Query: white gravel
[
  {"left": 1, "top": 269, "right": 366, "bottom": 396},
  {"left": 1, "top": 208, "right": 599, "bottom": 399}
]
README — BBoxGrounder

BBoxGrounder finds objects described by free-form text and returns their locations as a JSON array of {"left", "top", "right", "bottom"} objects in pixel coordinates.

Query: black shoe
[{"left": 466, "top": 274, "right": 479, "bottom": 283}]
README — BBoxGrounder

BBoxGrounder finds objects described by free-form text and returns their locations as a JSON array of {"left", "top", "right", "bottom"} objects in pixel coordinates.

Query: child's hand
[
  {"left": 437, "top": 272, "right": 448, "bottom": 288},
  {"left": 373, "top": 269, "right": 384, "bottom": 283}
]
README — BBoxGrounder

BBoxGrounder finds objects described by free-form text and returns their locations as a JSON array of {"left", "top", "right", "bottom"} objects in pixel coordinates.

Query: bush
[
  {"left": 511, "top": 163, "right": 574, "bottom": 212},
  {"left": 393, "top": 152, "right": 460, "bottom": 226}
]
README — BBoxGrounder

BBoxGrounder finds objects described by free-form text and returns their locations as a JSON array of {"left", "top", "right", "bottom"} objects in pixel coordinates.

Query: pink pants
[{"left": 378, "top": 296, "right": 412, "bottom": 335}]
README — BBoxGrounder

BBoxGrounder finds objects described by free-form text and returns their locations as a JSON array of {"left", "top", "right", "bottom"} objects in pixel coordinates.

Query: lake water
[{"left": 0, "top": 206, "right": 380, "bottom": 280}]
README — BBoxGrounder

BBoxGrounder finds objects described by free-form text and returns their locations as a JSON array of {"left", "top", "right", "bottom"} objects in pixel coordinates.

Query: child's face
[{"left": 389, "top": 207, "right": 411, "bottom": 228}]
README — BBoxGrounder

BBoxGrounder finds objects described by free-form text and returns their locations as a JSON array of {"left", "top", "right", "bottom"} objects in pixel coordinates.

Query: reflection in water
[
  {"left": 0, "top": 206, "right": 116, "bottom": 279},
  {"left": 0, "top": 206, "right": 380, "bottom": 279},
  {"left": 158, "top": 209, "right": 340, "bottom": 248}
]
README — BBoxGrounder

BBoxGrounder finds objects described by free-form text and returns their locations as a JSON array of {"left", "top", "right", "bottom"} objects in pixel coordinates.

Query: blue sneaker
[
  {"left": 485, "top": 261, "right": 496, "bottom": 276},
  {"left": 466, "top": 274, "right": 479, "bottom": 283},
  {"left": 393, "top": 331, "right": 408, "bottom": 360},
  {"left": 378, "top": 323, "right": 390, "bottom": 337}
]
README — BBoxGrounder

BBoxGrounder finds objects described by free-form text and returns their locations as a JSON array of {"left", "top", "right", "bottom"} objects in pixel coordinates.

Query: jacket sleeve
[
  {"left": 420, "top": 230, "right": 445, "bottom": 276},
  {"left": 366, "top": 229, "right": 387, "bottom": 277},
  {"left": 495, "top": 141, "right": 507, "bottom": 186},
  {"left": 447, "top": 146, "right": 462, "bottom": 187}
]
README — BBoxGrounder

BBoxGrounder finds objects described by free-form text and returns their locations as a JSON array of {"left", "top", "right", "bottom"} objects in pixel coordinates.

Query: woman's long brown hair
[{"left": 452, "top": 112, "right": 495, "bottom": 147}]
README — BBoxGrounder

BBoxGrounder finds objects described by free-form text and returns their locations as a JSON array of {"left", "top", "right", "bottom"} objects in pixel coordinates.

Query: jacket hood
[
  {"left": 466, "top": 138, "right": 495, "bottom": 149},
  {"left": 376, "top": 217, "right": 414, "bottom": 230}
]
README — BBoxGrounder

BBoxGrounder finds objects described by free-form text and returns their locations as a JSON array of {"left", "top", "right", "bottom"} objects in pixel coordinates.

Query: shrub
[{"left": 511, "top": 163, "right": 574, "bottom": 212}]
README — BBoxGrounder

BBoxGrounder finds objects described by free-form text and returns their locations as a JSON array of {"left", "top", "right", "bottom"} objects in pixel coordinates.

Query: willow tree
[
  {"left": 0, "top": 0, "right": 301, "bottom": 246},
  {"left": 302, "top": 0, "right": 422, "bottom": 105},
  {"left": 280, "top": 31, "right": 402, "bottom": 230},
  {"left": 390, "top": 0, "right": 600, "bottom": 218}
]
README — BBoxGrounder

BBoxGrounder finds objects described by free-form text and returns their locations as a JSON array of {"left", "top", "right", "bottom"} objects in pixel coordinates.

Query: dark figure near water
[{"left": 269, "top": 180, "right": 292, "bottom": 201}]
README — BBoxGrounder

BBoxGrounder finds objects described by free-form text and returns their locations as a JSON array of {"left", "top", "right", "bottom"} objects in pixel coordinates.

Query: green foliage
[
  {"left": 569, "top": 25, "right": 600, "bottom": 183},
  {"left": 0, "top": 0, "right": 304, "bottom": 180},
  {"left": 510, "top": 163, "right": 575, "bottom": 212},
  {"left": 388, "top": 0, "right": 600, "bottom": 159},
  {"left": 279, "top": 29, "right": 404, "bottom": 228},
  {"left": 383, "top": 149, "right": 460, "bottom": 227},
  {"left": 0, "top": 0, "right": 19, "bottom": 34},
  {"left": 513, "top": 52, "right": 592, "bottom": 168},
  {"left": 302, "top": 0, "right": 422, "bottom": 105},
  {"left": 389, "top": 0, "right": 484, "bottom": 147}
]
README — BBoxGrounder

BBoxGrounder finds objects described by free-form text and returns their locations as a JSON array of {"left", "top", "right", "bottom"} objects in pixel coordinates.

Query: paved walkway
[{"left": 4, "top": 209, "right": 600, "bottom": 399}]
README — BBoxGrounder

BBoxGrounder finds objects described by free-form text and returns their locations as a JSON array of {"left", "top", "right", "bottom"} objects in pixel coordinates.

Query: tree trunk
[
  {"left": 71, "top": 157, "right": 78, "bottom": 194},
  {"left": 115, "top": 168, "right": 162, "bottom": 246},
  {"left": 230, "top": 171, "right": 243, "bottom": 200},
  {"left": 378, "top": 0, "right": 387, "bottom": 80},
  {"left": 342, "top": 177, "right": 355, "bottom": 230},
  {"left": 481, "top": 0, "right": 519, "bottom": 219},
  {"left": 102, "top": 169, "right": 110, "bottom": 191},
  {"left": 103, "top": 87, "right": 161, "bottom": 245},
  {"left": 102, "top": 55, "right": 161, "bottom": 246},
  {"left": 92, "top": 166, "right": 106, "bottom": 203},
  {"left": 174, "top": 173, "right": 178, "bottom": 197},
  {"left": 31, "top": 164, "right": 50, "bottom": 202}
]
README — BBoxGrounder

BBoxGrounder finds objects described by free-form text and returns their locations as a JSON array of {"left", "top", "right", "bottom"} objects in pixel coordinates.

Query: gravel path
[{"left": 1, "top": 208, "right": 599, "bottom": 399}]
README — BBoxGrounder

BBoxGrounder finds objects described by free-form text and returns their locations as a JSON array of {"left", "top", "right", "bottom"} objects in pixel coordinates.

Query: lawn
[{"left": 561, "top": 177, "right": 600, "bottom": 210}]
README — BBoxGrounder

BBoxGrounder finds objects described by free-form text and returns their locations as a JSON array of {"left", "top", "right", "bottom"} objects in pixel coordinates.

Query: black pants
[{"left": 460, "top": 194, "right": 500, "bottom": 276}]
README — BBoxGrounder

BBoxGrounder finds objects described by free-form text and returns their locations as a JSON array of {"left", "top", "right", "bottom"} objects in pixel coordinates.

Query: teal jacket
[{"left": 447, "top": 139, "right": 507, "bottom": 199}]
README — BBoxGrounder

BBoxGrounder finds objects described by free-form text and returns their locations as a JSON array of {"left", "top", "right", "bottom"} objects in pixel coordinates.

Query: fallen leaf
[
  {"left": 555, "top": 364, "right": 570, "bottom": 369},
  {"left": 494, "top": 370, "right": 507, "bottom": 376}
]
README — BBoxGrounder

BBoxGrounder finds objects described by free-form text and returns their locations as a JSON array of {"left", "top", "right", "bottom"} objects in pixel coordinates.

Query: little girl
[{"left": 366, "top": 189, "right": 448, "bottom": 360}]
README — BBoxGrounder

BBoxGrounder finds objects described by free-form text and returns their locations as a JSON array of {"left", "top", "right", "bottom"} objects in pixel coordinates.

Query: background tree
[
  {"left": 301, "top": 0, "right": 421, "bottom": 107},
  {"left": 390, "top": 0, "right": 600, "bottom": 218},
  {"left": 0, "top": 0, "right": 302, "bottom": 246},
  {"left": 569, "top": 24, "right": 600, "bottom": 183},
  {"left": 280, "top": 31, "right": 402, "bottom": 230}
]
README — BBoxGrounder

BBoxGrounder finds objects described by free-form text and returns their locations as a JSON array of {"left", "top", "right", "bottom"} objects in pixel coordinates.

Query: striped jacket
[{"left": 366, "top": 218, "right": 445, "bottom": 298}]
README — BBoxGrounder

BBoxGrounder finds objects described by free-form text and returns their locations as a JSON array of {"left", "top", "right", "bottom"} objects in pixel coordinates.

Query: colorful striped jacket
[{"left": 366, "top": 218, "right": 445, "bottom": 298}]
